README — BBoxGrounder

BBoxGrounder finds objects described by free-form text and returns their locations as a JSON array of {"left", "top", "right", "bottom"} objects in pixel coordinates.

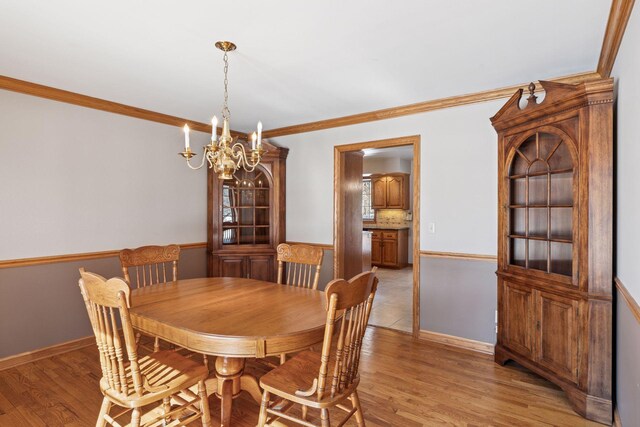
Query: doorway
[{"left": 334, "top": 135, "right": 420, "bottom": 338}]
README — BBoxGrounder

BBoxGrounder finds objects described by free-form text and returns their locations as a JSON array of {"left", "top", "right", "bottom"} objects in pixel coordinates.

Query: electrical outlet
[
  {"left": 428, "top": 222, "right": 436, "bottom": 233},
  {"left": 495, "top": 310, "right": 498, "bottom": 333}
]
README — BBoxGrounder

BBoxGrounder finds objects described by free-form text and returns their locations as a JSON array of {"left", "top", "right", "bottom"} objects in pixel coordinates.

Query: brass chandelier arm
[{"left": 231, "top": 141, "right": 261, "bottom": 172}]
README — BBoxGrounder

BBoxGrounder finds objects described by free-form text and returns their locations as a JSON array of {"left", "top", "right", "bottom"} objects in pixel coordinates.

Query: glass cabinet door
[
  {"left": 507, "top": 132, "right": 575, "bottom": 277},
  {"left": 221, "top": 166, "right": 271, "bottom": 246}
]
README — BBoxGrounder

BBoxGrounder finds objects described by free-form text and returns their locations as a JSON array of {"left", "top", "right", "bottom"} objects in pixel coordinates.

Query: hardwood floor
[
  {"left": 0, "top": 327, "right": 603, "bottom": 426},
  {"left": 369, "top": 267, "right": 413, "bottom": 332}
]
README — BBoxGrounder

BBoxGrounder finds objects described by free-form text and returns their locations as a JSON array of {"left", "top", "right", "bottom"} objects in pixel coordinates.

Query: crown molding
[
  {"left": 598, "top": 0, "right": 636, "bottom": 78},
  {"left": 0, "top": 75, "right": 247, "bottom": 138},
  {"left": 261, "top": 71, "right": 601, "bottom": 138}
]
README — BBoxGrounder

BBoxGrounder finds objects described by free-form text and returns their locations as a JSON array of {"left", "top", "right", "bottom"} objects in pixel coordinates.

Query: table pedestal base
[{"left": 204, "top": 356, "right": 263, "bottom": 427}]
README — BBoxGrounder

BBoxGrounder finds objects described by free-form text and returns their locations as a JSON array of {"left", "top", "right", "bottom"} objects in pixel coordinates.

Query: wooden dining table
[{"left": 128, "top": 277, "right": 327, "bottom": 427}]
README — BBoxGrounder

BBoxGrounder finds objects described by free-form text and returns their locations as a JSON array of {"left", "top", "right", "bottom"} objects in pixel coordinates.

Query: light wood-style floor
[
  {"left": 369, "top": 267, "right": 413, "bottom": 332},
  {"left": 0, "top": 327, "right": 604, "bottom": 426}
]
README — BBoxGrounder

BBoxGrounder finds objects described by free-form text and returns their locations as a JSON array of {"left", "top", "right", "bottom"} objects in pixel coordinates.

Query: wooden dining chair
[
  {"left": 268, "top": 243, "right": 326, "bottom": 366},
  {"left": 257, "top": 268, "right": 378, "bottom": 427},
  {"left": 78, "top": 269, "right": 211, "bottom": 427},
  {"left": 277, "top": 243, "right": 324, "bottom": 290},
  {"left": 119, "top": 244, "right": 180, "bottom": 288},
  {"left": 119, "top": 244, "right": 180, "bottom": 354}
]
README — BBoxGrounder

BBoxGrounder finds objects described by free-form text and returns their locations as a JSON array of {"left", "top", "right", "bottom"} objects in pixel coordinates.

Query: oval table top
[{"left": 129, "top": 277, "right": 327, "bottom": 358}]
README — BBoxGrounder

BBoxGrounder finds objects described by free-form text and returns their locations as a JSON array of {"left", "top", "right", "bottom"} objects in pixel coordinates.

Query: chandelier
[{"left": 179, "top": 41, "right": 263, "bottom": 180}]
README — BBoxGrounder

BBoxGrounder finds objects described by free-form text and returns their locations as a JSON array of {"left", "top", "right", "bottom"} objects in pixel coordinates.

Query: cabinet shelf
[
  {"left": 509, "top": 168, "right": 573, "bottom": 179},
  {"left": 223, "top": 205, "right": 270, "bottom": 209},
  {"left": 509, "top": 204, "right": 573, "bottom": 208},
  {"left": 509, "top": 234, "right": 572, "bottom": 244}
]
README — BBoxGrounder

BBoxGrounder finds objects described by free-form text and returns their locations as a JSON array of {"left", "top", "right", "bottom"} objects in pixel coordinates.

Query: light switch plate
[{"left": 428, "top": 222, "right": 436, "bottom": 233}]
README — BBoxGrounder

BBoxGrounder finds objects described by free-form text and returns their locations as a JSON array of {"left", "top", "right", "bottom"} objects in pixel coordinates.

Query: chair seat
[
  {"left": 260, "top": 350, "right": 359, "bottom": 409},
  {"left": 100, "top": 350, "right": 209, "bottom": 408}
]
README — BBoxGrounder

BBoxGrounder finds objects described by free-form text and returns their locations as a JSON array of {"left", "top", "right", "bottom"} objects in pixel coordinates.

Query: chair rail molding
[
  {"left": 0, "top": 242, "right": 207, "bottom": 269},
  {"left": 616, "top": 277, "right": 640, "bottom": 324},
  {"left": 420, "top": 251, "right": 497, "bottom": 262}
]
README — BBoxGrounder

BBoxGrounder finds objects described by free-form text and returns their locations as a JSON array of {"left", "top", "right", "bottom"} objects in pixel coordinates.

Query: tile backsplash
[{"left": 374, "top": 209, "right": 411, "bottom": 227}]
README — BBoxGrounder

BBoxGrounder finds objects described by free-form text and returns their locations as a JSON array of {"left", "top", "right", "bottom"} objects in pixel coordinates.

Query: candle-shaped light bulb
[
  {"left": 183, "top": 124, "right": 190, "bottom": 150},
  {"left": 251, "top": 132, "right": 257, "bottom": 150},
  {"left": 211, "top": 116, "right": 218, "bottom": 143},
  {"left": 222, "top": 118, "right": 231, "bottom": 140},
  {"left": 257, "top": 121, "right": 263, "bottom": 147}
]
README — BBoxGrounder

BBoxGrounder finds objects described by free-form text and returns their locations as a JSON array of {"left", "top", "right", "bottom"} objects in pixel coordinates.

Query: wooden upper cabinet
[
  {"left": 371, "top": 176, "right": 387, "bottom": 209},
  {"left": 371, "top": 173, "right": 410, "bottom": 209},
  {"left": 492, "top": 79, "right": 613, "bottom": 424}
]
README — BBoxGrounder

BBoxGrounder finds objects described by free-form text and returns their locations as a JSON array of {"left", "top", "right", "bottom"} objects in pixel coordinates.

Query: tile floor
[{"left": 369, "top": 266, "right": 413, "bottom": 332}]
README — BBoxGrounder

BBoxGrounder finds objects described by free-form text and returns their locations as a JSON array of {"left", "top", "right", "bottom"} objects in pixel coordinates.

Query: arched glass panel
[
  {"left": 508, "top": 132, "right": 574, "bottom": 276},
  {"left": 222, "top": 166, "right": 271, "bottom": 245}
]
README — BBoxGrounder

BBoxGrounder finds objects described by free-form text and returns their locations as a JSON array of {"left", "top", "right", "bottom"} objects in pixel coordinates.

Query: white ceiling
[
  {"left": 363, "top": 146, "right": 414, "bottom": 160},
  {"left": 0, "top": 0, "right": 610, "bottom": 132}
]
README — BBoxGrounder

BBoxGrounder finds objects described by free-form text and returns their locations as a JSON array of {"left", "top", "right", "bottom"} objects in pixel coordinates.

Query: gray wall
[
  {"left": 421, "top": 257, "right": 497, "bottom": 344},
  {"left": 316, "top": 249, "right": 335, "bottom": 291},
  {"left": 317, "top": 251, "right": 498, "bottom": 344},
  {"left": 0, "top": 247, "right": 206, "bottom": 358},
  {"left": 616, "top": 295, "right": 640, "bottom": 425},
  {"left": 612, "top": 5, "right": 640, "bottom": 426}
]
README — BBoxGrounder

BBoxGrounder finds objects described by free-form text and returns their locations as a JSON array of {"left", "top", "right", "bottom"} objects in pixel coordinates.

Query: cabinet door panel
[
  {"left": 502, "top": 281, "right": 534, "bottom": 358},
  {"left": 536, "top": 292, "right": 579, "bottom": 384},
  {"left": 218, "top": 256, "right": 245, "bottom": 278},
  {"left": 371, "top": 238, "right": 382, "bottom": 265},
  {"left": 372, "top": 177, "right": 387, "bottom": 208},
  {"left": 247, "top": 256, "right": 273, "bottom": 282},
  {"left": 386, "top": 176, "right": 404, "bottom": 208},
  {"left": 381, "top": 239, "right": 398, "bottom": 266}
]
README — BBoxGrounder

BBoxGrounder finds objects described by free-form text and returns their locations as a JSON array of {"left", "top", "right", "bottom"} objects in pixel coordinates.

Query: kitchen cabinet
[
  {"left": 369, "top": 229, "right": 408, "bottom": 268},
  {"left": 371, "top": 173, "right": 410, "bottom": 209}
]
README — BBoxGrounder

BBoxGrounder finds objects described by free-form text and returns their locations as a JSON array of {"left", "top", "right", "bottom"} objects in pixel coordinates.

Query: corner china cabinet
[
  {"left": 492, "top": 79, "right": 613, "bottom": 424},
  {"left": 207, "top": 140, "right": 288, "bottom": 282}
]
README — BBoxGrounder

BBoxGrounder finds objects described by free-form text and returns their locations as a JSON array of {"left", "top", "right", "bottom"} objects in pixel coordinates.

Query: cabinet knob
[{"left": 536, "top": 320, "right": 541, "bottom": 331}]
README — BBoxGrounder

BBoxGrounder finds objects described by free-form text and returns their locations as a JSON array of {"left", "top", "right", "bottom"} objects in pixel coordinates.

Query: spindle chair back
[
  {"left": 78, "top": 269, "right": 211, "bottom": 427},
  {"left": 277, "top": 243, "right": 324, "bottom": 290},
  {"left": 119, "top": 244, "right": 180, "bottom": 288},
  {"left": 258, "top": 268, "right": 378, "bottom": 427}
]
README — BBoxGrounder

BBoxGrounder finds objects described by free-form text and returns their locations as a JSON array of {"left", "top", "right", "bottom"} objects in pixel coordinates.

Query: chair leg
[
  {"left": 203, "top": 354, "right": 209, "bottom": 371},
  {"left": 301, "top": 404, "right": 308, "bottom": 421},
  {"left": 131, "top": 408, "right": 141, "bottom": 427},
  {"left": 96, "top": 397, "right": 111, "bottom": 427},
  {"left": 320, "top": 408, "right": 330, "bottom": 427},
  {"left": 257, "top": 390, "right": 270, "bottom": 427},
  {"left": 351, "top": 390, "right": 365, "bottom": 426},
  {"left": 162, "top": 396, "right": 171, "bottom": 424},
  {"left": 198, "top": 380, "right": 212, "bottom": 427}
]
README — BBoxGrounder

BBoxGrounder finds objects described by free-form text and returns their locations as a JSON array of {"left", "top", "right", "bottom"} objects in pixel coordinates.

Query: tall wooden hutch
[
  {"left": 491, "top": 79, "right": 613, "bottom": 424},
  {"left": 207, "top": 140, "right": 288, "bottom": 282}
]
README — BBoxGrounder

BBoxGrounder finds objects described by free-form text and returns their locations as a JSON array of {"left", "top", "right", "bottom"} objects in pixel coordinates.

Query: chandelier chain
[{"left": 222, "top": 51, "right": 230, "bottom": 120}]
